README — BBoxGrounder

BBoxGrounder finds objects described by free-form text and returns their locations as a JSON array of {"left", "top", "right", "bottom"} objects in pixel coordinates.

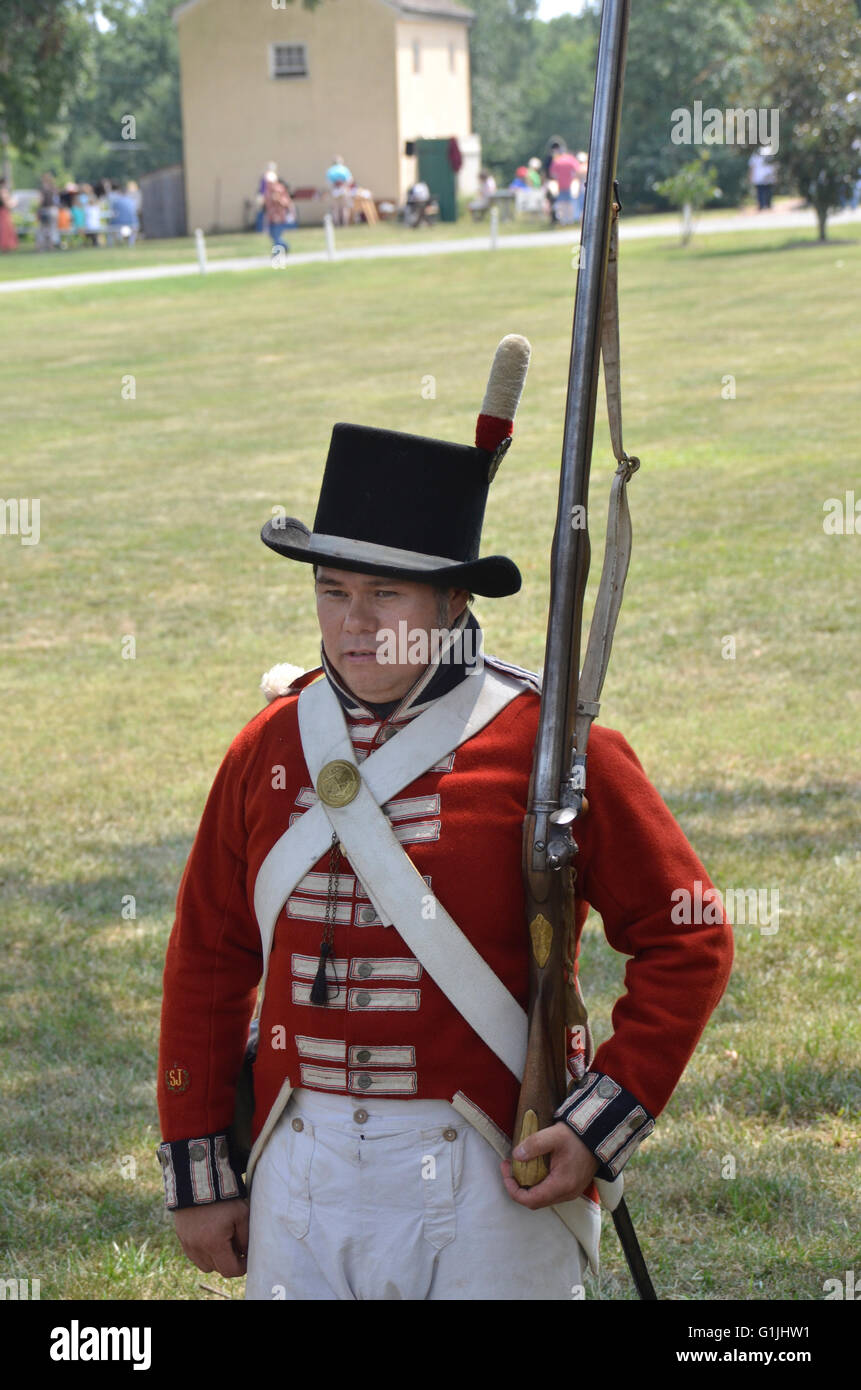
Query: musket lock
[{"left": 546, "top": 808, "right": 578, "bottom": 870}]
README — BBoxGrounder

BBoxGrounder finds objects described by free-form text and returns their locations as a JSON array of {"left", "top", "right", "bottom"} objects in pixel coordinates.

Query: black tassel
[{"left": 310, "top": 940, "right": 333, "bottom": 1005}]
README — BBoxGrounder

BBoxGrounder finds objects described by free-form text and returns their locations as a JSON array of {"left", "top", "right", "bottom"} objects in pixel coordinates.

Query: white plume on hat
[
  {"left": 260, "top": 663, "right": 305, "bottom": 702},
  {"left": 475, "top": 334, "right": 532, "bottom": 465}
]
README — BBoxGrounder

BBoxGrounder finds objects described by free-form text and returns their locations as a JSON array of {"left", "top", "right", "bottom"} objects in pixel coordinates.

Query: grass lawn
[{"left": 0, "top": 222, "right": 858, "bottom": 1301}]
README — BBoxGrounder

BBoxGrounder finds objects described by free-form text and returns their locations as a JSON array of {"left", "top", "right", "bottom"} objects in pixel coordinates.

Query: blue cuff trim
[
  {"left": 554, "top": 1071, "right": 655, "bottom": 1179},
  {"left": 157, "top": 1131, "right": 247, "bottom": 1210}
]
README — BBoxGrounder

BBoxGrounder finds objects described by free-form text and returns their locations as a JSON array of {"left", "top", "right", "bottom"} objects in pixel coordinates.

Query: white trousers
[{"left": 246, "top": 1088, "right": 588, "bottom": 1301}]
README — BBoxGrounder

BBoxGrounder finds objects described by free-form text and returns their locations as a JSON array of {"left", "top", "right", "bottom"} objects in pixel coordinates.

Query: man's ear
[{"left": 449, "top": 588, "right": 470, "bottom": 622}]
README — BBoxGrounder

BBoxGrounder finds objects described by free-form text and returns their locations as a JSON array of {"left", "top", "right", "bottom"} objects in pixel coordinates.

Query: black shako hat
[{"left": 260, "top": 335, "right": 532, "bottom": 599}]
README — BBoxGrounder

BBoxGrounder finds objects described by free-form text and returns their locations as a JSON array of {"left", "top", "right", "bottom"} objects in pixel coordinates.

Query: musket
[{"left": 510, "top": 0, "right": 656, "bottom": 1300}]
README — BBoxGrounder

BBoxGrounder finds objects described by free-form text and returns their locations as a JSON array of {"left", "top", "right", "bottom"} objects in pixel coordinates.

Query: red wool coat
[{"left": 157, "top": 667, "right": 733, "bottom": 1210}]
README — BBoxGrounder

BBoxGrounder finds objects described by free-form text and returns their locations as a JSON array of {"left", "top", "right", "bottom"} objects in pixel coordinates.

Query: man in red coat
[{"left": 157, "top": 349, "right": 733, "bottom": 1300}]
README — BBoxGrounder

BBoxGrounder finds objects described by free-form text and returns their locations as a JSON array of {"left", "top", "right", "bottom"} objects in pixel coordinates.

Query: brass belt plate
[{"left": 317, "top": 759, "right": 361, "bottom": 807}]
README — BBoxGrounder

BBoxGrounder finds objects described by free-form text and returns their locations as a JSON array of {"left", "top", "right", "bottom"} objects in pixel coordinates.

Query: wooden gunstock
[{"left": 512, "top": 812, "right": 588, "bottom": 1187}]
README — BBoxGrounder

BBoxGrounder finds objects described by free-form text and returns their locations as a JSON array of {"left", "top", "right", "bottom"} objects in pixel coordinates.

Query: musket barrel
[
  {"left": 530, "top": 0, "right": 632, "bottom": 842},
  {"left": 514, "top": 7, "right": 657, "bottom": 1302}
]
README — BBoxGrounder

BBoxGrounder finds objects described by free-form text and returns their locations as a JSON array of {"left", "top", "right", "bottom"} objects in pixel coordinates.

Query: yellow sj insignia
[
  {"left": 317, "top": 760, "right": 361, "bottom": 808},
  {"left": 165, "top": 1063, "right": 190, "bottom": 1094}
]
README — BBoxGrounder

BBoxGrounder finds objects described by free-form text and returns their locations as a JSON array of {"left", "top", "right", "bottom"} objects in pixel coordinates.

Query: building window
[
  {"left": 412, "top": 39, "right": 421, "bottom": 73},
  {"left": 271, "top": 42, "right": 308, "bottom": 79}
]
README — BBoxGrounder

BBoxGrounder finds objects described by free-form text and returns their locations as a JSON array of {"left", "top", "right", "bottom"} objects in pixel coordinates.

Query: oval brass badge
[
  {"left": 317, "top": 759, "right": 361, "bottom": 807},
  {"left": 529, "top": 913, "right": 553, "bottom": 968}
]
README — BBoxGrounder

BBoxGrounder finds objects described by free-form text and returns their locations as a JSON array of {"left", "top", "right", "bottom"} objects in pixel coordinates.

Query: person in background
[
  {"left": 56, "top": 191, "right": 73, "bottom": 249},
  {"left": 406, "top": 179, "right": 435, "bottom": 227},
  {"left": 748, "top": 146, "right": 777, "bottom": 211},
  {"left": 256, "top": 161, "right": 278, "bottom": 233},
  {"left": 127, "top": 180, "right": 142, "bottom": 233},
  {"left": 510, "top": 162, "right": 545, "bottom": 218},
  {"left": 263, "top": 170, "right": 295, "bottom": 252},
  {"left": 573, "top": 151, "right": 588, "bottom": 221},
  {"left": 0, "top": 177, "right": 19, "bottom": 252},
  {"left": 469, "top": 169, "right": 496, "bottom": 219},
  {"left": 542, "top": 137, "right": 565, "bottom": 179},
  {"left": 107, "top": 181, "right": 141, "bottom": 247},
  {"left": 326, "top": 156, "right": 353, "bottom": 227},
  {"left": 549, "top": 145, "right": 584, "bottom": 226},
  {"left": 71, "top": 188, "right": 88, "bottom": 244},
  {"left": 36, "top": 173, "right": 58, "bottom": 251},
  {"left": 542, "top": 138, "right": 565, "bottom": 224},
  {"left": 83, "top": 184, "right": 104, "bottom": 247}
]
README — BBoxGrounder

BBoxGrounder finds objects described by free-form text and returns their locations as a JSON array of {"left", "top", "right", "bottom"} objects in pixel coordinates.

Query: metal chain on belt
[
  {"left": 310, "top": 831, "right": 341, "bottom": 1005},
  {"left": 324, "top": 831, "right": 341, "bottom": 939}
]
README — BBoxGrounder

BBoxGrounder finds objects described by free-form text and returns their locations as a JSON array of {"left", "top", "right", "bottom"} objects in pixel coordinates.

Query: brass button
[
  {"left": 358, "top": 907, "right": 376, "bottom": 925},
  {"left": 189, "top": 1142, "right": 206, "bottom": 1162},
  {"left": 356, "top": 990, "right": 371, "bottom": 1007},
  {"left": 356, "top": 1048, "right": 372, "bottom": 1064},
  {"left": 356, "top": 961, "right": 373, "bottom": 978},
  {"left": 357, "top": 1074, "right": 372, "bottom": 1090},
  {"left": 379, "top": 726, "right": 398, "bottom": 742},
  {"left": 291, "top": 1117, "right": 304, "bottom": 1132},
  {"left": 596, "top": 1077, "right": 616, "bottom": 1099},
  {"left": 442, "top": 1127, "right": 457, "bottom": 1142},
  {"left": 353, "top": 1108, "right": 369, "bottom": 1125},
  {"left": 317, "top": 759, "right": 361, "bottom": 807}
]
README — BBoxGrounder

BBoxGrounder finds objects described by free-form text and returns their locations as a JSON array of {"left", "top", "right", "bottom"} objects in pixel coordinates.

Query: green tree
[
  {"left": 0, "top": 0, "right": 93, "bottom": 176},
  {"left": 517, "top": 11, "right": 598, "bottom": 169},
  {"left": 655, "top": 151, "right": 721, "bottom": 244},
  {"left": 469, "top": 0, "right": 538, "bottom": 172},
  {"left": 503, "top": 0, "right": 772, "bottom": 209},
  {"left": 60, "top": 0, "right": 183, "bottom": 185},
  {"left": 618, "top": 0, "right": 759, "bottom": 210},
  {"left": 752, "top": 0, "right": 861, "bottom": 240}
]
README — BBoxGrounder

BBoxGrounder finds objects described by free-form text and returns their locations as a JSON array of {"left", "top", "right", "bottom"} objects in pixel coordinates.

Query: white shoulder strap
[
  {"left": 253, "top": 666, "right": 526, "bottom": 983},
  {"left": 298, "top": 674, "right": 528, "bottom": 1080}
]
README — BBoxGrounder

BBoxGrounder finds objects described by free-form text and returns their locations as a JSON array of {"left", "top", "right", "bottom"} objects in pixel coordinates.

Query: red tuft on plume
[{"left": 475, "top": 335, "right": 531, "bottom": 457}]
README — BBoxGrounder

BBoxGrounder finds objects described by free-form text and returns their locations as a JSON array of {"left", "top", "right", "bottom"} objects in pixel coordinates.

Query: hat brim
[{"left": 261, "top": 518, "right": 521, "bottom": 598}]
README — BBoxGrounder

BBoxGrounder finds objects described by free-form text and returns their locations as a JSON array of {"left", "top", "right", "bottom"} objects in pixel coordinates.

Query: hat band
[{"left": 309, "top": 532, "right": 463, "bottom": 572}]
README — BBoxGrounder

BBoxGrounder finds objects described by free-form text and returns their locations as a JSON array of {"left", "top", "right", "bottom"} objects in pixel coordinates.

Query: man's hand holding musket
[{"left": 503, "top": 1125, "right": 599, "bottom": 1208}]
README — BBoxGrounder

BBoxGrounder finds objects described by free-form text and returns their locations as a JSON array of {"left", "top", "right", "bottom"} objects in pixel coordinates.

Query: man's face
[{"left": 315, "top": 567, "right": 468, "bottom": 703}]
